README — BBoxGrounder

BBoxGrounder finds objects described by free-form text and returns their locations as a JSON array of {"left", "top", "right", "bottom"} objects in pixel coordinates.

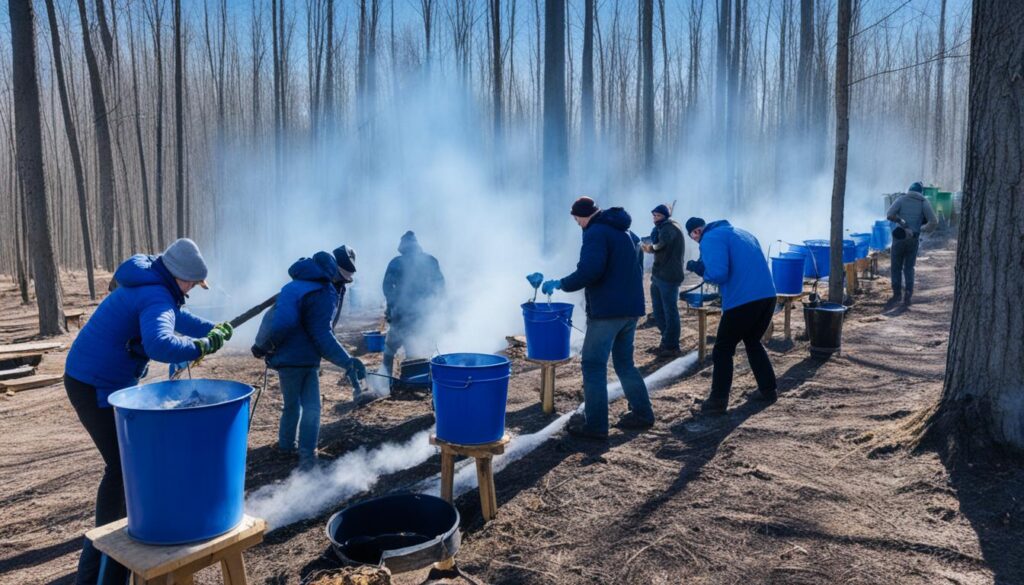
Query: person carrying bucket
[
  {"left": 381, "top": 231, "right": 446, "bottom": 380},
  {"left": 251, "top": 251, "right": 366, "bottom": 469},
  {"left": 886, "top": 182, "right": 938, "bottom": 307},
  {"left": 541, "top": 196, "right": 655, "bottom": 440},
  {"left": 641, "top": 203, "right": 685, "bottom": 357},
  {"left": 684, "top": 217, "right": 778, "bottom": 415},
  {"left": 64, "top": 238, "right": 232, "bottom": 584}
]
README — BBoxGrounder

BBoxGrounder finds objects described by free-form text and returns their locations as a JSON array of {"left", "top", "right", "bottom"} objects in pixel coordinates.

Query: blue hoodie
[
  {"left": 559, "top": 208, "right": 646, "bottom": 319},
  {"left": 65, "top": 255, "right": 215, "bottom": 406},
  {"left": 699, "top": 220, "right": 777, "bottom": 311},
  {"left": 265, "top": 253, "right": 355, "bottom": 370}
]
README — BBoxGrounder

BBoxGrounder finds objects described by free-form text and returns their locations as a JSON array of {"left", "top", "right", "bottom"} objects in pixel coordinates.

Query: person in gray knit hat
[{"left": 161, "top": 238, "right": 210, "bottom": 288}]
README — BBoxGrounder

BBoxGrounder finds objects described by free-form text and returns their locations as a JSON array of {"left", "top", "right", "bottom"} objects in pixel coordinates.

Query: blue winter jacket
[
  {"left": 65, "top": 255, "right": 214, "bottom": 406},
  {"left": 559, "top": 208, "right": 646, "bottom": 319},
  {"left": 265, "top": 253, "right": 354, "bottom": 370},
  {"left": 698, "top": 220, "right": 777, "bottom": 311}
]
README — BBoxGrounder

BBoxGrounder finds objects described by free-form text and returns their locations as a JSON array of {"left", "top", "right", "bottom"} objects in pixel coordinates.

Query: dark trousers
[
  {"left": 709, "top": 298, "right": 778, "bottom": 406},
  {"left": 890, "top": 236, "right": 920, "bottom": 297},
  {"left": 65, "top": 375, "right": 130, "bottom": 585}
]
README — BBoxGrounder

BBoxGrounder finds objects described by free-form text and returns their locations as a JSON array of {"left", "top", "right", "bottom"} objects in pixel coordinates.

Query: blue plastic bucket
[
  {"left": 788, "top": 244, "right": 815, "bottom": 278},
  {"left": 771, "top": 255, "right": 804, "bottom": 295},
  {"left": 871, "top": 220, "right": 892, "bottom": 250},
  {"left": 842, "top": 239, "right": 857, "bottom": 263},
  {"left": 521, "top": 302, "right": 574, "bottom": 361},
  {"left": 431, "top": 354, "right": 510, "bottom": 445},
  {"left": 802, "top": 240, "right": 831, "bottom": 278},
  {"left": 850, "top": 233, "right": 871, "bottom": 259},
  {"left": 107, "top": 379, "right": 253, "bottom": 544},
  {"left": 363, "top": 331, "right": 386, "bottom": 352}
]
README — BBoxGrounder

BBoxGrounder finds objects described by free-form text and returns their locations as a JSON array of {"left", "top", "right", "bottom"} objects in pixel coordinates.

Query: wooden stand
[
  {"left": 683, "top": 306, "right": 721, "bottom": 362},
  {"left": 430, "top": 434, "right": 509, "bottom": 522},
  {"left": 525, "top": 357, "right": 570, "bottom": 414},
  {"left": 87, "top": 515, "right": 266, "bottom": 585},
  {"left": 844, "top": 262, "right": 860, "bottom": 295},
  {"left": 775, "top": 293, "right": 806, "bottom": 342},
  {"left": 64, "top": 308, "right": 86, "bottom": 329}
]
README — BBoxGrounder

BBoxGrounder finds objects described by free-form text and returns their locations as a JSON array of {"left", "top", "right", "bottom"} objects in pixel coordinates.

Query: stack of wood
[{"left": 0, "top": 341, "right": 64, "bottom": 396}]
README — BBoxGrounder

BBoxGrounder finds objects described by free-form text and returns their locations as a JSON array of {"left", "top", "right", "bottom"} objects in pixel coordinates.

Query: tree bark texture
[
  {"left": 542, "top": 0, "right": 567, "bottom": 254},
  {"left": 829, "top": 0, "right": 851, "bottom": 303}
]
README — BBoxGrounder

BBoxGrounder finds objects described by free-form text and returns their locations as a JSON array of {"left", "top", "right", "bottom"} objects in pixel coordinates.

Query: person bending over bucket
[
  {"left": 542, "top": 196, "right": 655, "bottom": 440},
  {"left": 381, "top": 231, "right": 446, "bottom": 379},
  {"left": 64, "top": 238, "right": 232, "bottom": 584},
  {"left": 886, "top": 182, "right": 938, "bottom": 307},
  {"left": 252, "top": 251, "right": 366, "bottom": 469},
  {"left": 685, "top": 217, "right": 778, "bottom": 416}
]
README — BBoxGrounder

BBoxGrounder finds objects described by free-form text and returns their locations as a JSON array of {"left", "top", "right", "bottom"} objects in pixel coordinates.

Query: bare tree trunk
[
  {"left": 931, "top": 0, "right": 947, "bottom": 179},
  {"left": 324, "top": 0, "right": 334, "bottom": 131},
  {"left": 149, "top": 0, "right": 167, "bottom": 247},
  {"left": 126, "top": 6, "right": 155, "bottom": 254},
  {"left": 174, "top": 0, "right": 185, "bottom": 237},
  {"left": 542, "top": 0, "right": 567, "bottom": 254},
  {"left": 930, "top": 0, "right": 1024, "bottom": 452},
  {"left": 796, "top": 0, "right": 814, "bottom": 130},
  {"left": 76, "top": 0, "right": 117, "bottom": 269},
  {"left": 716, "top": 0, "right": 731, "bottom": 132},
  {"left": 9, "top": 0, "right": 65, "bottom": 335},
  {"left": 44, "top": 0, "right": 96, "bottom": 299},
  {"left": 828, "top": 0, "right": 851, "bottom": 303},
  {"left": 489, "top": 0, "right": 503, "bottom": 142},
  {"left": 641, "top": 0, "right": 654, "bottom": 172}
]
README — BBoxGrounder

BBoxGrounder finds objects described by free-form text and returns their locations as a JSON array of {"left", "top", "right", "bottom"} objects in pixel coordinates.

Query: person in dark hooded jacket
[
  {"left": 542, "top": 197, "right": 654, "bottom": 440},
  {"left": 641, "top": 203, "right": 685, "bottom": 355},
  {"left": 64, "top": 238, "right": 231, "bottom": 585},
  {"left": 256, "top": 251, "right": 366, "bottom": 469},
  {"left": 381, "top": 231, "right": 445, "bottom": 378},
  {"left": 886, "top": 182, "right": 938, "bottom": 306}
]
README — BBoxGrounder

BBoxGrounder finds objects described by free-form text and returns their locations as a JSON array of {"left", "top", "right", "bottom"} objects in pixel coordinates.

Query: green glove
[
  {"left": 213, "top": 322, "right": 234, "bottom": 341},
  {"left": 194, "top": 338, "right": 214, "bottom": 357}
]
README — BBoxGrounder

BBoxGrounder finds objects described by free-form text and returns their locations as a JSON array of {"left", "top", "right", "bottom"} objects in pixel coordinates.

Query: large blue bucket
[
  {"left": 802, "top": 240, "right": 831, "bottom": 278},
  {"left": 788, "top": 244, "right": 815, "bottom": 278},
  {"left": 841, "top": 239, "right": 857, "bottom": 263},
  {"left": 850, "top": 233, "right": 871, "bottom": 259},
  {"left": 431, "top": 354, "right": 510, "bottom": 445},
  {"left": 521, "top": 302, "right": 574, "bottom": 361},
  {"left": 363, "top": 331, "right": 386, "bottom": 352},
  {"left": 871, "top": 220, "right": 891, "bottom": 250},
  {"left": 771, "top": 254, "right": 804, "bottom": 295},
  {"left": 108, "top": 380, "right": 253, "bottom": 544}
]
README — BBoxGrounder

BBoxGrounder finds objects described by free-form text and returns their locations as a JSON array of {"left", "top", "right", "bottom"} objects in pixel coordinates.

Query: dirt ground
[{"left": 2, "top": 241, "right": 1023, "bottom": 585}]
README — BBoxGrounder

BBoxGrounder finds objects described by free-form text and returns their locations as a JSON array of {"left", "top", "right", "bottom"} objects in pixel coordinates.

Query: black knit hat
[
  {"left": 333, "top": 245, "right": 357, "bottom": 273},
  {"left": 570, "top": 196, "right": 599, "bottom": 217},
  {"left": 684, "top": 217, "right": 706, "bottom": 234},
  {"left": 651, "top": 204, "right": 671, "bottom": 218}
]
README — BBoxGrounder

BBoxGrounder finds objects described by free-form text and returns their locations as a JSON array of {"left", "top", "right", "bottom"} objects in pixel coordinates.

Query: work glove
[
  {"left": 526, "top": 272, "right": 544, "bottom": 289},
  {"left": 194, "top": 335, "right": 223, "bottom": 358},
  {"left": 212, "top": 322, "right": 234, "bottom": 341},
  {"left": 686, "top": 260, "right": 705, "bottom": 277},
  {"left": 346, "top": 358, "right": 367, "bottom": 381},
  {"left": 251, "top": 344, "right": 268, "bottom": 359},
  {"left": 541, "top": 280, "right": 561, "bottom": 296}
]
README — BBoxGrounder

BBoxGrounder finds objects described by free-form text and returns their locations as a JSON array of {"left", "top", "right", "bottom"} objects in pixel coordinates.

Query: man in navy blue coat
[
  {"left": 685, "top": 217, "right": 778, "bottom": 415},
  {"left": 544, "top": 197, "right": 655, "bottom": 439}
]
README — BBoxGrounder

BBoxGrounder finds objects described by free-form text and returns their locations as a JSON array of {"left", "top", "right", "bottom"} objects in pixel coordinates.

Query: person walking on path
[
  {"left": 684, "top": 217, "right": 778, "bottom": 415},
  {"left": 252, "top": 251, "right": 366, "bottom": 469},
  {"left": 887, "top": 182, "right": 938, "bottom": 306},
  {"left": 542, "top": 196, "right": 655, "bottom": 439},
  {"left": 381, "top": 231, "right": 446, "bottom": 378},
  {"left": 641, "top": 203, "right": 685, "bottom": 356},
  {"left": 64, "top": 238, "right": 231, "bottom": 584}
]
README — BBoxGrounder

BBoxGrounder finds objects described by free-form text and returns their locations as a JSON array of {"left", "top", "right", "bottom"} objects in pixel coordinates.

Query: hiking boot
[
  {"left": 903, "top": 292, "right": 913, "bottom": 306},
  {"left": 273, "top": 445, "right": 299, "bottom": 459},
  {"left": 691, "top": 398, "right": 727, "bottom": 416},
  {"left": 616, "top": 411, "right": 655, "bottom": 430},
  {"left": 746, "top": 389, "right": 778, "bottom": 404},
  {"left": 638, "top": 317, "right": 659, "bottom": 330},
  {"left": 566, "top": 416, "right": 608, "bottom": 441},
  {"left": 885, "top": 294, "right": 901, "bottom": 307},
  {"left": 656, "top": 347, "right": 683, "bottom": 358}
]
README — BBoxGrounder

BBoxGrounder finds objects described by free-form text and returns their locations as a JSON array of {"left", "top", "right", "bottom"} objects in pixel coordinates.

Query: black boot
[{"left": 903, "top": 291, "right": 913, "bottom": 306}]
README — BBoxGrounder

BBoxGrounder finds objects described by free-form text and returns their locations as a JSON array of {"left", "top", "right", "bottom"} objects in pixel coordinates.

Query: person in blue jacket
[
  {"left": 64, "top": 238, "right": 231, "bottom": 585},
  {"left": 252, "top": 251, "right": 366, "bottom": 469},
  {"left": 542, "top": 196, "right": 655, "bottom": 440},
  {"left": 684, "top": 217, "right": 778, "bottom": 415}
]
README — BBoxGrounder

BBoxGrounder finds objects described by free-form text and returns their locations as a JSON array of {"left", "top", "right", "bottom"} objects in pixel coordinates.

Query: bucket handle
[{"left": 433, "top": 373, "right": 511, "bottom": 389}]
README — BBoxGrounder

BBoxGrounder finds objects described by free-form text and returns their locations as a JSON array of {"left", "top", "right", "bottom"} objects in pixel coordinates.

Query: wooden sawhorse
[
  {"left": 431, "top": 434, "right": 510, "bottom": 522},
  {"left": 683, "top": 305, "right": 721, "bottom": 362},
  {"left": 525, "top": 357, "right": 570, "bottom": 414},
  {"left": 775, "top": 293, "right": 807, "bottom": 342},
  {"left": 87, "top": 515, "right": 266, "bottom": 584}
]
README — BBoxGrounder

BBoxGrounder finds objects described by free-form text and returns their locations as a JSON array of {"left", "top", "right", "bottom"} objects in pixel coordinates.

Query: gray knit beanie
[{"left": 161, "top": 238, "right": 209, "bottom": 286}]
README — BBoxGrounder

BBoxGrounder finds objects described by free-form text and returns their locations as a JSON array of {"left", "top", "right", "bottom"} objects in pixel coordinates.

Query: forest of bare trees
[{"left": 1, "top": 0, "right": 970, "bottom": 325}]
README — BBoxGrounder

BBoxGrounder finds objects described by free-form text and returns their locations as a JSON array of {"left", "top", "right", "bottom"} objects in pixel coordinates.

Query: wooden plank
[
  {"left": 87, "top": 515, "right": 266, "bottom": 580},
  {"left": 439, "top": 451, "right": 455, "bottom": 503},
  {"left": 431, "top": 434, "right": 510, "bottom": 457},
  {"left": 220, "top": 553, "right": 248, "bottom": 585},
  {"left": 540, "top": 364, "right": 556, "bottom": 415},
  {"left": 0, "top": 365, "right": 35, "bottom": 380},
  {"left": 0, "top": 341, "right": 64, "bottom": 354},
  {"left": 0, "top": 373, "right": 63, "bottom": 392},
  {"left": 475, "top": 457, "right": 498, "bottom": 521},
  {"left": 64, "top": 308, "right": 86, "bottom": 317}
]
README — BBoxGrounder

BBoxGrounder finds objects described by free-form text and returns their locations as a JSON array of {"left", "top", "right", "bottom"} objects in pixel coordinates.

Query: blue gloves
[
  {"left": 526, "top": 272, "right": 544, "bottom": 289},
  {"left": 541, "top": 280, "right": 561, "bottom": 296},
  {"left": 347, "top": 358, "right": 367, "bottom": 381},
  {"left": 686, "top": 260, "right": 705, "bottom": 276}
]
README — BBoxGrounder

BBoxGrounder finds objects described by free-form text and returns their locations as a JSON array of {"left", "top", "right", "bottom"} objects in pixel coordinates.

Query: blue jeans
[
  {"left": 890, "top": 236, "right": 920, "bottom": 297},
  {"left": 580, "top": 317, "right": 655, "bottom": 435},
  {"left": 277, "top": 367, "right": 321, "bottom": 462},
  {"left": 650, "top": 277, "right": 681, "bottom": 350}
]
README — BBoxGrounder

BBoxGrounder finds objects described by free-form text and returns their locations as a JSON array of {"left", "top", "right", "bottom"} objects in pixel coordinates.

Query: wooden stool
[
  {"left": 683, "top": 306, "right": 721, "bottom": 362},
  {"left": 844, "top": 262, "right": 860, "bottom": 295},
  {"left": 430, "top": 434, "right": 510, "bottom": 522},
  {"left": 775, "top": 293, "right": 806, "bottom": 342},
  {"left": 87, "top": 515, "right": 266, "bottom": 585},
  {"left": 64, "top": 308, "right": 86, "bottom": 329},
  {"left": 525, "top": 357, "right": 570, "bottom": 414}
]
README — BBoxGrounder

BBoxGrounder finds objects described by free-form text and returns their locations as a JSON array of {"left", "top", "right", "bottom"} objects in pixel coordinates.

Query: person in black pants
[
  {"left": 63, "top": 239, "right": 230, "bottom": 584},
  {"left": 684, "top": 218, "right": 778, "bottom": 414}
]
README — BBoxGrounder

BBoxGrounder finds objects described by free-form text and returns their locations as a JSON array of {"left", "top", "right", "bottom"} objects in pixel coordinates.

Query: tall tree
[
  {"left": 640, "top": 0, "right": 654, "bottom": 171},
  {"left": 795, "top": 0, "right": 814, "bottom": 129},
  {"left": 174, "top": 0, "right": 185, "bottom": 237},
  {"left": 931, "top": 0, "right": 947, "bottom": 180},
  {"left": 930, "top": 0, "right": 1024, "bottom": 452},
  {"left": 580, "top": 0, "right": 595, "bottom": 151},
  {"left": 43, "top": 0, "right": 96, "bottom": 299},
  {"left": 488, "top": 0, "right": 503, "bottom": 142},
  {"left": 542, "top": 0, "right": 567, "bottom": 253},
  {"left": 828, "top": 0, "right": 851, "bottom": 303},
  {"left": 148, "top": 0, "right": 167, "bottom": 247},
  {"left": 126, "top": 6, "right": 155, "bottom": 253},
  {"left": 9, "top": 0, "right": 65, "bottom": 334},
  {"left": 76, "top": 0, "right": 117, "bottom": 269}
]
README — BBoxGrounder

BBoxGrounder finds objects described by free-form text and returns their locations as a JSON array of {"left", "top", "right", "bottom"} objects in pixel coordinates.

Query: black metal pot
[{"left": 325, "top": 493, "right": 460, "bottom": 574}]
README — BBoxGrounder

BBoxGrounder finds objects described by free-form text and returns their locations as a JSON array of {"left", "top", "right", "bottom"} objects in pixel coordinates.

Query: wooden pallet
[
  {"left": 0, "top": 341, "right": 64, "bottom": 360},
  {"left": 1, "top": 373, "right": 63, "bottom": 393},
  {"left": 0, "top": 365, "right": 35, "bottom": 381}
]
